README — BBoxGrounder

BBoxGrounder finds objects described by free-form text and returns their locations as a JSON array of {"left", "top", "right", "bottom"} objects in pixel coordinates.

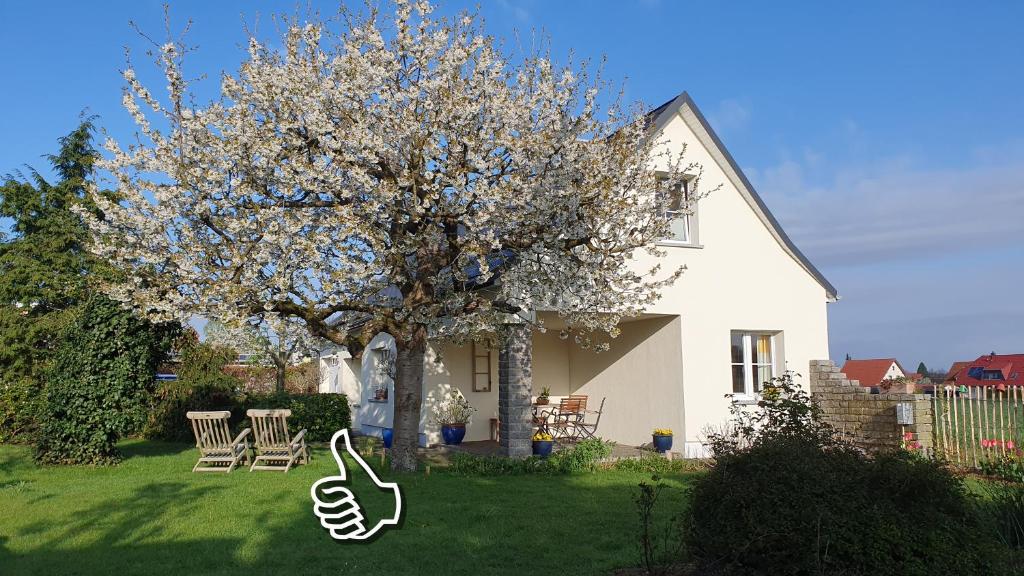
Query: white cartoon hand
[{"left": 311, "top": 429, "right": 402, "bottom": 541}]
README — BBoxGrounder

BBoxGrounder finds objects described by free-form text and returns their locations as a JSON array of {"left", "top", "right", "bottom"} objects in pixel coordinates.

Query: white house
[{"left": 320, "top": 92, "right": 836, "bottom": 457}]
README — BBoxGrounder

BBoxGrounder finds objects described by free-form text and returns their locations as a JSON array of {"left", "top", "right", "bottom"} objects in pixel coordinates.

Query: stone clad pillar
[{"left": 499, "top": 322, "right": 533, "bottom": 458}]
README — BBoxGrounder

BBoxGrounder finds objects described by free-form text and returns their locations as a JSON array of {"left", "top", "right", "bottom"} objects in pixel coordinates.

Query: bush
[
  {"left": 145, "top": 341, "right": 349, "bottom": 442},
  {"left": 551, "top": 438, "right": 614, "bottom": 472},
  {"left": 144, "top": 341, "right": 240, "bottom": 441},
  {"left": 688, "top": 436, "right": 1009, "bottom": 575},
  {"left": 238, "top": 392, "right": 351, "bottom": 443},
  {"left": 614, "top": 454, "right": 705, "bottom": 475},
  {"left": 446, "top": 452, "right": 553, "bottom": 475},
  {"left": 0, "top": 376, "right": 45, "bottom": 444},
  {"left": 444, "top": 438, "right": 614, "bottom": 476},
  {"left": 36, "top": 297, "right": 178, "bottom": 464},
  {"left": 685, "top": 372, "right": 1013, "bottom": 575}
]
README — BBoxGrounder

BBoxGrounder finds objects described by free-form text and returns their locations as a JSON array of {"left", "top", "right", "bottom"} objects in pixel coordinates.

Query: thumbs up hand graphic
[{"left": 311, "top": 429, "right": 403, "bottom": 541}]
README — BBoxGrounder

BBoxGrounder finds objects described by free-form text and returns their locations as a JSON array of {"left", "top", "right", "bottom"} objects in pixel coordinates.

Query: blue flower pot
[
  {"left": 441, "top": 424, "right": 466, "bottom": 445},
  {"left": 533, "top": 440, "right": 554, "bottom": 458},
  {"left": 653, "top": 434, "right": 673, "bottom": 453},
  {"left": 381, "top": 427, "right": 393, "bottom": 449}
]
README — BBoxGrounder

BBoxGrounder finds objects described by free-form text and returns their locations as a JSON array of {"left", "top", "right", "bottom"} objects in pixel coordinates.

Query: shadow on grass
[
  {"left": 119, "top": 439, "right": 194, "bottom": 459},
  {"left": 0, "top": 444, "right": 691, "bottom": 576},
  {"left": 1, "top": 478, "right": 238, "bottom": 575}
]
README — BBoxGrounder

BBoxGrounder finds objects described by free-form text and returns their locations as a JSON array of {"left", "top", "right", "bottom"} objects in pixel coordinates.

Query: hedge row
[{"left": 145, "top": 382, "right": 351, "bottom": 444}]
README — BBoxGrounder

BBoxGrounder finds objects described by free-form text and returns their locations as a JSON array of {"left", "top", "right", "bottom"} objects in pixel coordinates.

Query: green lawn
[{"left": 0, "top": 441, "right": 694, "bottom": 576}]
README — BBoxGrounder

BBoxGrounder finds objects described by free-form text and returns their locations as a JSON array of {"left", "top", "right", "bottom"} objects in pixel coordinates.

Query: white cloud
[
  {"left": 754, "top": 153, "right": 1024, "bottom": 267},
  {"left": 494, "top": 0, "right": 530, "bottom": 22},
  {"left": 708, "top": 98, "right": 750, "bottom": 134}
]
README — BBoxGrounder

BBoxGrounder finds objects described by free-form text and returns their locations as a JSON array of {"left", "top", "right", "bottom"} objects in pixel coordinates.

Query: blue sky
[{"left": 2, "top": 0, "right": 1022, "bottom": 372}]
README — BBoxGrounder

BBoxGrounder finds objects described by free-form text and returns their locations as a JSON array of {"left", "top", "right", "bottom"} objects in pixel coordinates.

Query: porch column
[{"left": 499, "top": 321, "right": 533, "bottom": 458}]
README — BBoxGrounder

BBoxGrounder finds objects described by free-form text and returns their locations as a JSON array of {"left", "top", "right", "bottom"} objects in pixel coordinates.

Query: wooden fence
[{"left": 932, "top": 385, "right": 1024, "bottom": 468}]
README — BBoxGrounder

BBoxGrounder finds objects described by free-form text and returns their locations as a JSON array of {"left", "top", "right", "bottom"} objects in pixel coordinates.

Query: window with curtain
[
  {"left": 658, "top": 177, "right": 695, "bottom": 244},
  {"left": 730, "top": 332, "right": 778, "bottom": 396}
]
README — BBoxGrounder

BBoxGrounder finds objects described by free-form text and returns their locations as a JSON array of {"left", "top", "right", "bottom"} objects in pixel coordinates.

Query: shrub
[
  {"left": 634, "top": 478, "right": 685, "bottom": 576},
  {"left": 144, "top": 341, "right": 240, "bottom": 441},
  {"left": 614, "top": 455, "right": 704, "bottom": 475},
  {"left": 239, "top": 392, "right": 351, "bottom": 442},
  {"left": 36, "top": 297, "right": 178, "bottom": 464},
  {"left": 687, "top": 436, "right": 1008, "bottom": 575},
  {"left": 446, "top": 452, "right": 553, "bottom": 476},
  {"left": 686, "top": 371, "right": 1012, "bottom": 575},
  {"left": 981, "top": 453, "right": 1024, "bottom": 484},
  {"left": 0, "top": 376, "right": 45, "bottom": 444},
  {"left": 551, "top": 438, "right": 613, "bottom": 473},
  {"left": 444, "top": 438, "right": 613, "bottom": 476}
]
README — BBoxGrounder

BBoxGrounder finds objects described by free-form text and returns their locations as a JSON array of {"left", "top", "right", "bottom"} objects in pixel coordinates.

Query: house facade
[{"left": 320, "top": 92, "right": 836, "bottom": 457}]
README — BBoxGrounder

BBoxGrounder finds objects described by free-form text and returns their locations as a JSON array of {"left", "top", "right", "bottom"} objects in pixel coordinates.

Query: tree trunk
[
  {"left": 272, "top": 354, "right": 287, "bottom": 394},
  {"left": 391, "top": 326, "right": 426, "bottom": 472}
]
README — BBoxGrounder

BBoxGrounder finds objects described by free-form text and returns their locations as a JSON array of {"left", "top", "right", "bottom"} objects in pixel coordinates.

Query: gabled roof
[
  {"left": 946, "top": 354, "right": 1024, "bottom": 387},
  {"left": 646, "top": 92, "right": 838, "bottom": 300},
  {"left": 841, "top": 358, "right": 906, "bottom": 387},
  {"left": 944, "top": 361, "right": 971, "bottom": 384}
]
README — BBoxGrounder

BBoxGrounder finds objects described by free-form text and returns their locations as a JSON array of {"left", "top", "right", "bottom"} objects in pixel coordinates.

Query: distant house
[
  {"left": 840, "top": 358, "right": 909, "bottom": 388},
  {"left": 944, "top": 354, "right": 1024, "bottom": 389}
]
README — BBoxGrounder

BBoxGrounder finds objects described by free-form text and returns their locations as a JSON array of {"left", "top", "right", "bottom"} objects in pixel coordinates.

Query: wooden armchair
[
  {"left": 186, "top": 410, "right": 251, "bottom": 473},
  {"left": 540, "top": 397, "right": 586, "bottom": 441},
  {"left": 247, "top": 409, "right": 309, "bottom": 472}
]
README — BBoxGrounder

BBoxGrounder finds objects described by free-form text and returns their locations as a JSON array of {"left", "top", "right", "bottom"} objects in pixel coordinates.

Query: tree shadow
[
  {"left": 1, "top": 479, "right": 238, "bottom": 575},
  {"left": 1, "top": 443, "right": 692, "bottom": 576},
  {"left": 119, "top": 439, "right": 193, "bottom": 459}
]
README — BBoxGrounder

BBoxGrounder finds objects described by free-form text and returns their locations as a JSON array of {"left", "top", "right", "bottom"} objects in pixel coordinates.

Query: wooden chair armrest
[
  {"left": 231, "top": 428, "right": 252, "bottom": 446},
  {"left": 291, "top": 429, "right": 307, "bottom": 447}
]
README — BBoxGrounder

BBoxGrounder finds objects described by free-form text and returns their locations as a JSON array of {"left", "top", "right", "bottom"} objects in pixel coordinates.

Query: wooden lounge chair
[
  {"left": 247, "top": 409, "right": 309, "bottom": 472},
  {"left": 186, "top": 410, "right": 251, "bottom": 473}
]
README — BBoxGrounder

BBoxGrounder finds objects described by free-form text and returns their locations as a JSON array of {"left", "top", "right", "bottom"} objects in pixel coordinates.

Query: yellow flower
[
  {"left": 532, "top": 432, "right": 553, "bottom": 442},
  {"left": 653, "top": 428, "right": 673, "bottom": 436}
]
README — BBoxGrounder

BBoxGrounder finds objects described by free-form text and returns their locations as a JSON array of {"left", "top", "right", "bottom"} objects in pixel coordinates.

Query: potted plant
[
  {"left": 532, "top": 431, "right": 554, "bottom": 457},
  {"left": 536, "top": 386, "right": 551, "bottom": 405},
  {"left": 652, "top": 428, "right": 673, "bottom": 453},
  {"left": 432, "top": 390, "right": 475, "bottom": 445}
]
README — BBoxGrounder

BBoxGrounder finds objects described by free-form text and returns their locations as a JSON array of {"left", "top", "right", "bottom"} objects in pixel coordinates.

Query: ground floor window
[{"left": 730, "top": 331, "right": 778, "bottom": 396}]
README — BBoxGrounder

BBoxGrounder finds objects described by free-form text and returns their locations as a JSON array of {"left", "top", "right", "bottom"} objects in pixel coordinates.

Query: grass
[
  {"left": 0, "top": 440, "right": 695, "bottom": 576},
  {"left": 933, "top": 395, "right": 1024, "bottom": 464}
]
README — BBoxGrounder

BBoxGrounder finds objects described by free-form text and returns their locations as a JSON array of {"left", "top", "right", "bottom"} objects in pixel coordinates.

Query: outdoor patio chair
[
  {"left": 247, "top": 409, "right": 309, "bottom": 472},
  {"left": 574, "top": 397, "right": 606, "bottom": 441},
  {"left": 540, "top": 397, "right": 585, "bottom": 442},
  {"left": 186, "top": 410, "right": 251, "bottom": 473}
]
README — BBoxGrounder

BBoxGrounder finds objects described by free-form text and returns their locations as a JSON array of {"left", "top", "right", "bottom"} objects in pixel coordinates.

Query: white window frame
[
  {"left": 730, "top": 331, "right": 778, "bottom": 401},
  {"left": 656, "top": 175, "right": 701, "bottom": 248}
]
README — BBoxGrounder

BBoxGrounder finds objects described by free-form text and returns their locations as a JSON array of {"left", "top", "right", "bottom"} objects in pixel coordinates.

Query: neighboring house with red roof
[
  {"left": 944, "top": 354, "right": 1024, "bottom": 388},
  {"left": 841, "top": 358, "right": 908, "bottom": 387}
]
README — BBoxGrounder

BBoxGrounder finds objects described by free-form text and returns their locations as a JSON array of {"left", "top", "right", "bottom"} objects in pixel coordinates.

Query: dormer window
[{"left": 982, "top": 370, "right": 1004, "bottom": 381}]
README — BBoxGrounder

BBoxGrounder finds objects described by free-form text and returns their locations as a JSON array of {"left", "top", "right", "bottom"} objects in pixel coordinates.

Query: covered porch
[{"left": 324, "top": 312, "right": 685, "bottom": 457}]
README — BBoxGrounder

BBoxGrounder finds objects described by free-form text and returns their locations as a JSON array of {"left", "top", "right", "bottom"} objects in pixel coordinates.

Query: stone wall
[{"left": 809, "top": 360, "right": 933, "bottom": 454}]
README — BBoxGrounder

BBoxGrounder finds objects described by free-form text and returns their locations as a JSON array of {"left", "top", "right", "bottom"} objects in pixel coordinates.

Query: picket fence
[{"left": 932, "top": 385, "right": 1024, "bottom": 468}]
